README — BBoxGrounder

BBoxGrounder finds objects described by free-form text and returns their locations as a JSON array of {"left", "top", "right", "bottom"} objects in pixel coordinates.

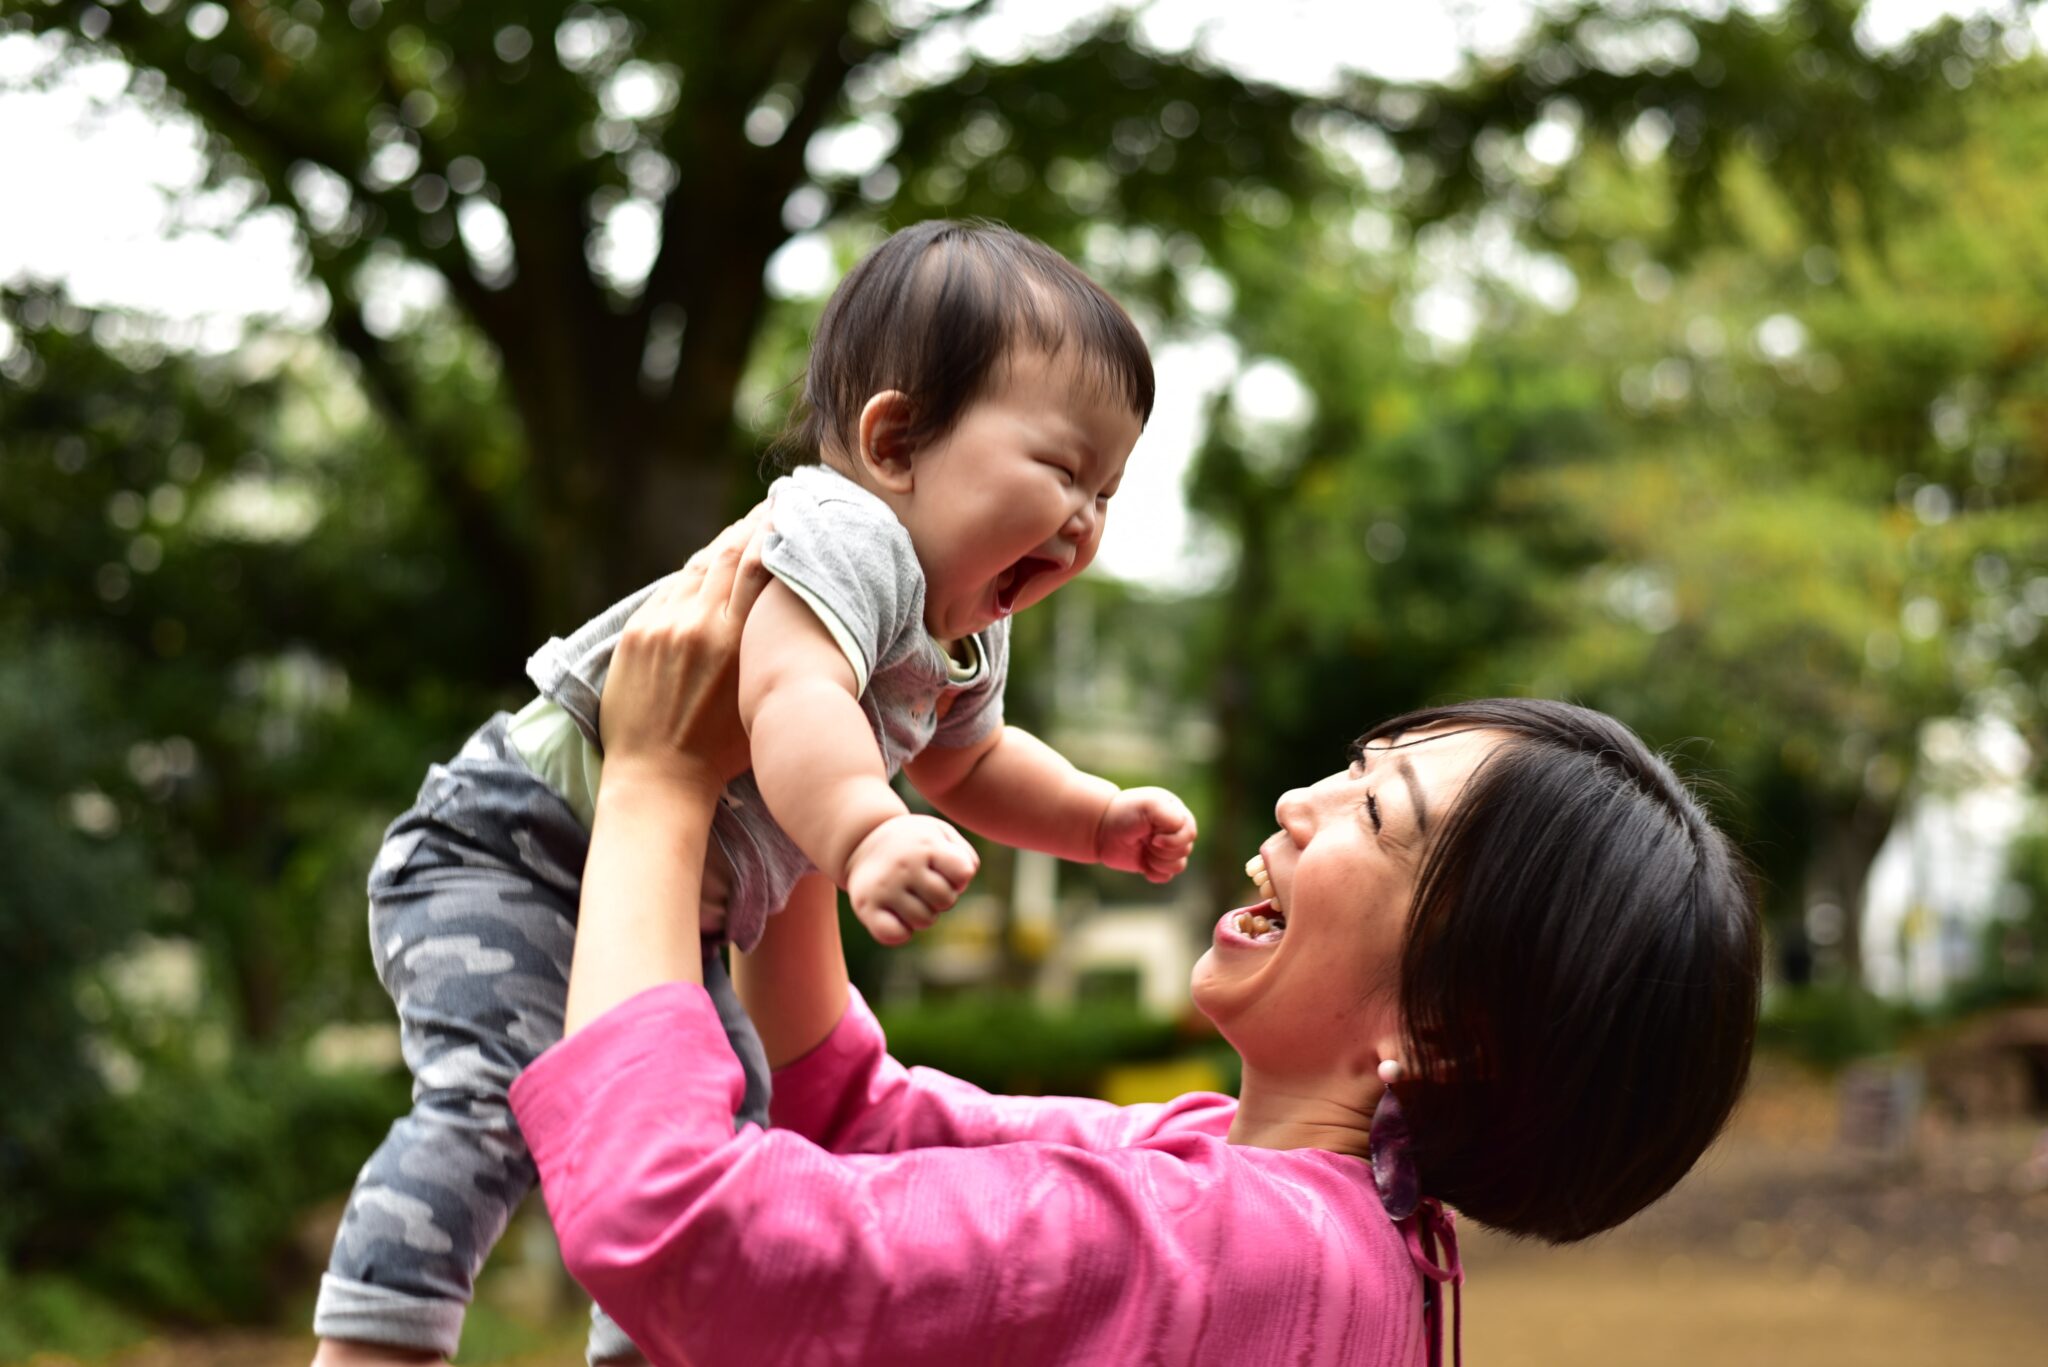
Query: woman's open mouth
[
  {"left": 995, "top": 556, "right": 1064, "bottom": 614},
  {"left": 1226, "top": 854, "right": 1287, "bottom": 942},
  {"left": 1244, "top": 854, "right": 1286, "bottom": 916},
  {"left": 1216, "top": 902, "right": 1286, "bottom": 946}
]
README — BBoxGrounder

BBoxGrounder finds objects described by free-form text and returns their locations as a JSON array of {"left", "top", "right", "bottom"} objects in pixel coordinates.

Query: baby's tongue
[{"left": 998, "top": 558, "right": 1044, "bottom": 610}]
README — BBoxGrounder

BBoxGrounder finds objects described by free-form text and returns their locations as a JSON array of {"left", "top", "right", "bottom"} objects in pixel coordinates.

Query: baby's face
[{"left": 897, "top": 348, "right": 1143, "bottom": 642}]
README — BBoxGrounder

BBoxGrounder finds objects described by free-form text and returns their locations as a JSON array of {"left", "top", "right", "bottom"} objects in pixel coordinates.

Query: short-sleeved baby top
[{"left": 515, "top": 464, "right": 1011, "bottom": 949}]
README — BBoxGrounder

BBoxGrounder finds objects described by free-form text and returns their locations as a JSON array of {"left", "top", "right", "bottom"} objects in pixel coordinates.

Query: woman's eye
[{"left": 1364, "top": 792, "right": 1381, "bottom": 832}]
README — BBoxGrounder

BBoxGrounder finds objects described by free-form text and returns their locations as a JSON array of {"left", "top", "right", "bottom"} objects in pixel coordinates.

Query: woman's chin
[{"left": 1188, "top": 950, "right": 1242, "bottom": 1026}]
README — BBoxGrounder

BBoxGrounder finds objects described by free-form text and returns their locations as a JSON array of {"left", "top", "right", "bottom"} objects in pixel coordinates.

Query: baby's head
[{"left": 786, "top": 220, "right": 1155, "bottom": 642}]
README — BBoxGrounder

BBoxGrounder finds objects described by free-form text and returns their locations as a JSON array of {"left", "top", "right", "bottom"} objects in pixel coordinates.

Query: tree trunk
[{"left": 1804, "top": 789, "right": 1900, "bottom": 985}]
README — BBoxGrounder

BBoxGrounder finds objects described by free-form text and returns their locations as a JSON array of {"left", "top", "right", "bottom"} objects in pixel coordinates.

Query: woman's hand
[
  {"left": 600, "top": 504, "right": 773, "bottom": 798},
  {"left": 565, "top": 505, "right": 773, "bottom": 1035}
]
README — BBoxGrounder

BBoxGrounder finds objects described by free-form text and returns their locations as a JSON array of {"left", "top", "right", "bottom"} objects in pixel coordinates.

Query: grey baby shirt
[{"left": 518, "top": 463, "right": 1011, "bottom": 950}]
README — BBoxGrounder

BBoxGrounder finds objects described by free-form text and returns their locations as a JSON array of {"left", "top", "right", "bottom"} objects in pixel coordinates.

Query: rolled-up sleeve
[{"left": 771, "top": 987, "right": 1238, "bottom": 1155}]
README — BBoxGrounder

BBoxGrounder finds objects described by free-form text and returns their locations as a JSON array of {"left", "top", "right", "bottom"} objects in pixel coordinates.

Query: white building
[{"left": 1860, "top": 716, "right": 2036, "bottom": 1003}]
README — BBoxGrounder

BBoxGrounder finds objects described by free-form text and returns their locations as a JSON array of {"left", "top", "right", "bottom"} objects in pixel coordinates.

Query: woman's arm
[
  {"left": 514, "top": 991, "right": 1415, "bottom": 1367},
  {"left": 734, "top": 861, "right": 1234, "bottom": 1152},
  {"left": 731, "top": 872, "right": 849, "bottom": 1069},
  {"left": 564, "top": 509, "right": 768, "bottom": 1034},
  {"left": 763, "top": 980, "right": 1237, "bottom": 1156}
]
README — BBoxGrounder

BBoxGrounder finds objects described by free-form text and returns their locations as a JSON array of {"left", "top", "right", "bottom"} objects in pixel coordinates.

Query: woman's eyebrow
[{"left": 1396, "top": 754, "right": 1430, "bottom": 836}]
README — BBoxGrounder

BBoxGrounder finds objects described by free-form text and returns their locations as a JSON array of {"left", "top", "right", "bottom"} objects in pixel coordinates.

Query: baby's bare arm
[
  {"left": 905, "top": 725, "right": 1117, "bottom": 864},
  {"left": 740, "top": 581, "right": 905, "bottom": 882}
]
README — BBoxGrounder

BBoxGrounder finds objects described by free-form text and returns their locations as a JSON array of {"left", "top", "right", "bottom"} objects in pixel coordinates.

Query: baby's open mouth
[
  {"left": 996, "top": 556, "right": 1063, "bottom": 612},
  {"left": 1239, "top": 855, "right": 1287, "bottom": 940}
]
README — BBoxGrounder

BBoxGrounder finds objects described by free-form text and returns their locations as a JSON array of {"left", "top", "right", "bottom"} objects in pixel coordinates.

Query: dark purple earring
[{"left": 1370, "top": 1086, "right": 1420, "bottom": 1220}]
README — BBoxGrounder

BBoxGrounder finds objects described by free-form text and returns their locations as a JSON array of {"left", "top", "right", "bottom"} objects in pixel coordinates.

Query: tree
[
  {"left": 1179, "top": 45, "right": 2048, "bottom": 975},
  {"left": 7, "top": 0, "right": 2000, "bottom": 651}
]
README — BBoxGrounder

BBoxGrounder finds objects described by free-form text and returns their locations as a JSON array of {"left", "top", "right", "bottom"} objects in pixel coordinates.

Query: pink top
[{"left": 510, "top": 983, "right": 1462, "bottom": 1366}]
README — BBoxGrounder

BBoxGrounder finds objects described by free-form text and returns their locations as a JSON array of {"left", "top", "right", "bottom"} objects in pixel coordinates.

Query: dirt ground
[
  {"left": 34, "top": 1060, "right": 2048, "bottom": 1367},
  {"left": 1463, "top": 1057, "right": 2048, "bottom": 1366}
]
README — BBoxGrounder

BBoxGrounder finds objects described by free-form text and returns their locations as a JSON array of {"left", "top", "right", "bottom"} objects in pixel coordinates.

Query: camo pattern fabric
[{"left": 314, "top": 715, "right": 771, "bottom": 1363}]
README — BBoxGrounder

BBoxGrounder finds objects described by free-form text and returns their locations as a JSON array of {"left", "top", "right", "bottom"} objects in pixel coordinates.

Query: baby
[{"left": 315, "top": 220, "right": 1197, "bottom": 1365}]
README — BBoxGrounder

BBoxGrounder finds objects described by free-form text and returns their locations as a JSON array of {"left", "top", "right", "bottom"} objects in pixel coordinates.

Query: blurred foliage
[
  {"left": 1186, "top": 54, "right": 2048, "bottom": 963},
  {"left": 0, "top": 634, "right": 152, "bottom": 1191},
  {"left": 3, "top": 0, "right": 2047, "bottom": 1333},
  {"left": 877, "top": 991, "right": 1183, "bottom": 1096},
  {"left": 1757, "top": 982, "right": 1913, "bottom": 1072},
  {"left": 2, "top": 0, "right": 1993, "bottom": 625},
  {"left": 6, "top": 1050, "right": 406, "bottom": 1323},
  {"left": 1950, "top": 824, "right": 2048, "bottom": 1011},
  {"left": 0, "top": 1273, "right": 146, "bottom": 1363}
]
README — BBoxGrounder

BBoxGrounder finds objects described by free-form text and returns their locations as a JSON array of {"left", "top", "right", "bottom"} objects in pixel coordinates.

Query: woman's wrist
[
  {"left": 601, "top": 750, "right": 730, "bottom": 810},
  {"left": 566, "top": 756, "right": 720, "bottom": 1034}
]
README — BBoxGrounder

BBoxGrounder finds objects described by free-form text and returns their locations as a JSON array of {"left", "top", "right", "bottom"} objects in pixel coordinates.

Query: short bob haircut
[
  {"left": 779, "top": 219, "right": 1154, "bottom": 466},
  {"left": 1362, "top": 699, "right": 1762, "bottom": 1245}
]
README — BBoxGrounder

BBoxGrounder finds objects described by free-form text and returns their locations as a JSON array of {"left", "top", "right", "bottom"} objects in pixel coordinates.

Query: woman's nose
[{"left": 1274, "top": 785, "right": 1315, "bottom": 841}]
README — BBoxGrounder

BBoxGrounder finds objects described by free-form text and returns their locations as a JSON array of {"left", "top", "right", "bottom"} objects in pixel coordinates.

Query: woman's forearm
[
  {"left": 564, "top": 762, "right": 719, "bottom": 1035},
  {"left": 733, "top": 873, "right": 850, "bottom": 1068}
]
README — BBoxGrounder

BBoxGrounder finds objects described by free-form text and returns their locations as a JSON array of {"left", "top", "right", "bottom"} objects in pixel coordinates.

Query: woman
[{"left": 508, "top": 512, "right": 1762, "bottom": 1366}]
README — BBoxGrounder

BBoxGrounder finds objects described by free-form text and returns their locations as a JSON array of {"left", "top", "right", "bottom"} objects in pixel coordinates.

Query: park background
[{"left": 4, "top": 0, "right": 2048, "bottom": 1361}]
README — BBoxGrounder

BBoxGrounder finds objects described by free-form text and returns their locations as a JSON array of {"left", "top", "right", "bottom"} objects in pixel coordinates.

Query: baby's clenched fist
[
  {"left": 1097, "top": 787, "right": 1197, "bottom": 884},
  {"left": 845, "top": 813, "right": 979, "bottom": 945}
]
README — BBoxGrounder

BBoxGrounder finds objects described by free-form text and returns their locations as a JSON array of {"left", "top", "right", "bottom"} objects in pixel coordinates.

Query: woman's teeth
[
  {"left": 1232, "top": 908, "right": 1286, "bottom": 941},
  {"left": 1243, "top": 854, "right": 1283, "bottom": 912},
  {"left": 1237, "top": 854, "right": 1287, "bottom": 941}
]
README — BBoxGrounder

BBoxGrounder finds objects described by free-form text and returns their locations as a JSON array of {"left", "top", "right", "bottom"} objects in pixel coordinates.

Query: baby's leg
[
  {"left": 322, "top": 745, "right": 666, "bottom": 1367},
  {"left": 318, "top": 745, "right": 589, "bottom": 1358},
  {"left": 320, "top": 722, "right": 769, "bottom": 1364}
]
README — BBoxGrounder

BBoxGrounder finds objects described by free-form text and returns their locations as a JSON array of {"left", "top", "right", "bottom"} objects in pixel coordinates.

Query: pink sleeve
[
  {"left": 509, "top": 983, "right": 1423, "bottom": 1367},
  {"left": 768, "top": 987, "right": 1237, "bottom": 1153}
]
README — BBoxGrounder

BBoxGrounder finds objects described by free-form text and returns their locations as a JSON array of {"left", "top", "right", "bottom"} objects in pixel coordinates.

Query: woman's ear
[{"left": 856, "top": 391, "right": 917, "bottom": 492}]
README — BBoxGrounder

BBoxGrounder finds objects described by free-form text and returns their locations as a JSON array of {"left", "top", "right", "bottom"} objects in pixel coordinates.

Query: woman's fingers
[
  {"left": 692, "top": 506, "right": 761, "bottom": 597},
  {"left": 727, "top": 507, "right": 773, "bottom": 620},
  {"left": 671, "top": 503, "right": 773, "bottom": 623}
]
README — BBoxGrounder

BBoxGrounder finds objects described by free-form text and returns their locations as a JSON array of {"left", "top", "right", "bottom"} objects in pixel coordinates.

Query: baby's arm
[
  {"left": 742, "top": 582, "right": 978, "bottom": 943},
  {"left": 907, "top": 727, "right": 1196, "bottom": 882}
]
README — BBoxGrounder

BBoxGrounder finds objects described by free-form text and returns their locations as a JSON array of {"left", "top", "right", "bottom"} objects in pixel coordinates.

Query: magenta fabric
[{"left": 510, "top": 983, "right": 1456, "bottom": 1366}]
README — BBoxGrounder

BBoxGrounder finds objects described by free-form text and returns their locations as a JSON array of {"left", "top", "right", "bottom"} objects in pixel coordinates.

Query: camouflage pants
[{"left": 315, "top": 715, "right": 771, "bottom": 1362}]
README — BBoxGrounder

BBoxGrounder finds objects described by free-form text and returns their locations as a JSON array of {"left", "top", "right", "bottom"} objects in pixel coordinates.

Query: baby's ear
[{"left": 856, "top": 390, "right": 917, "bottom": 492}]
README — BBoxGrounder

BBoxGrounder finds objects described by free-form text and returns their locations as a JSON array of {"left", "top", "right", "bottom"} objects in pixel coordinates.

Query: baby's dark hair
[{"left": 776, "top": 219, "right": 1154, "bottom": 468}]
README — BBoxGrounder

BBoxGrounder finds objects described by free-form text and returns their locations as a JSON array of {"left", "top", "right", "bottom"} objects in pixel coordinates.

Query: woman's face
[{"left": 1191, "top": 725, "right": 1505, "bottom": 1080}]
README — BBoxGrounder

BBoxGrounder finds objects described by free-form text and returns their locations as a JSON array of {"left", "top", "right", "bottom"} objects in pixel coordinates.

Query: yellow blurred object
[
  {"left": 1009, "top": 918, "right": 1054, "bottom": 963},
  {"left": 1100, "top": 1057, "right": 1226, "bottom": 1106}
]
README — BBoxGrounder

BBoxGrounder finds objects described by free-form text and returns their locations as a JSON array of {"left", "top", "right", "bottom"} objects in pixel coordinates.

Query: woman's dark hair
[
  {"left": 776, "top": 219, "right": 1154, "bottom": 467},
  {"left": 1364, "top": 699, "right": 1762, "bottom": 1245}
]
